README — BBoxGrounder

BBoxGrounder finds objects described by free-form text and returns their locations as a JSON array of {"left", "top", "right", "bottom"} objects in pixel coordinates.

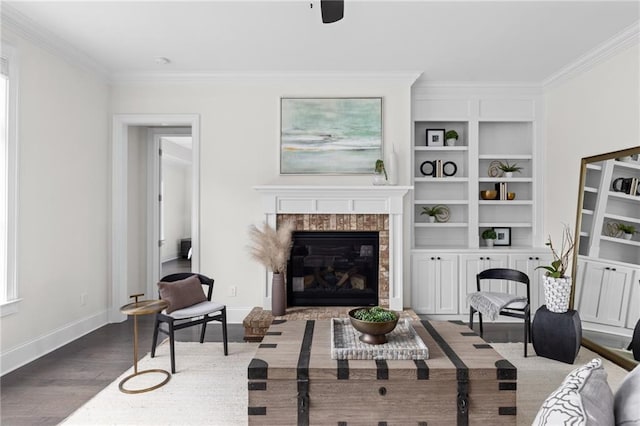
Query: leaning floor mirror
[{"left": 571, "top": 146, "right": 640, "bottom": 371}]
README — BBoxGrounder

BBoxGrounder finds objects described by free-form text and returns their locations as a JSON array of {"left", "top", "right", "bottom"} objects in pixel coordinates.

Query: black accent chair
[
  {"left": 151, "top": 273, "right": 228, "bottom": 373},
  {"left": 468, "top": 268, "right": 531, "bottom": 357}
]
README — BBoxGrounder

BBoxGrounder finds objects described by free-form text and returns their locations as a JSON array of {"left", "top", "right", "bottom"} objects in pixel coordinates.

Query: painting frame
[
  {"left": 493, "top": 227, "right": 512, "bottom": 246},
  {"left": 426, "top": 129, "right": 445, "bottom": 147},
  {"left": 280, "top": 97, "right": 383, "bottom": 175}
]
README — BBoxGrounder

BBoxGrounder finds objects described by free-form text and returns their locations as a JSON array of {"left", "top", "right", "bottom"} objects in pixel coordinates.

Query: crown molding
[
  {"left": 412, "top": 80, "right": 542, "bottom": 90},
  {"left": 0, "top": 3, "right": 109, "bottom": 81},
  {"left": 109, "top": 71, "right": 423, "bottom": 85},
  {"left": 542, "top": 20, "right": 640, "bottom": 89}
]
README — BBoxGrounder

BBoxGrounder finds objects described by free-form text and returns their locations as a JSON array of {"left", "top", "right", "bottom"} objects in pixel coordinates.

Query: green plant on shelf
[
  {"left": 481, "top": 229, "right": 497, "bottom": 240},
  {"left": 617, "top": 223, "right": 637, "bottom": 235},
  {"left": 420, "top": 205, "right": 447, "bottom": 217},
  {"left": 445, "top": 130, "right": 459, "bottom": 140},
  {"left": 498, "top": 161, "right": 523, "bottom": 174},
  {"left": 374, "top": 159, "right": 388, "bottom": 180}
]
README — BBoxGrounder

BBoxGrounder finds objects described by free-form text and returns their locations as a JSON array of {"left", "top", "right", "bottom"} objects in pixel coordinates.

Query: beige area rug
[
  {"left": 492, "top": 343, "right": 630, "bottom": 426},
  {"left": 63, "top": 341, "right": 630, "bottom": 426},
  {"left": 62, "top": 341, "right": 259, "bottom": 426}
]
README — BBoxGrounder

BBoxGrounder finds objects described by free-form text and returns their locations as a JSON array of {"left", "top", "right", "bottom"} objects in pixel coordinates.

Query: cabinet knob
[
  {"left": 529, "top": 257, "right": 533, "bottom": 260},
  {"left": 605, "top": 267, "right": 610, "bottom": 270},
  {"left": 437, "top": 257, "right": 441, "bottom": 260},
  {"left": 430, "top": 257, "right": 435, "bottom": 260},
  {"left": 535, "top": 257, "right": 540, "bottom": 260},
  {"left": 612, "top": 268, "right": 616, "bottom": 271},
  {"left": 487, "top": 257, "right": 491, "bottom": 260},
  {"left": 480, "top": 257, "right": 484, "bottom": 260}
]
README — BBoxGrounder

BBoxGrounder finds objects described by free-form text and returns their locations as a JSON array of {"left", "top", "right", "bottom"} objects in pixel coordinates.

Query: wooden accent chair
[
  {"left": 151, "top": 273, "right": 228, "bottom": 373},
  {"left": 468, "top": 268, "right": 531, "bottom": 357}
]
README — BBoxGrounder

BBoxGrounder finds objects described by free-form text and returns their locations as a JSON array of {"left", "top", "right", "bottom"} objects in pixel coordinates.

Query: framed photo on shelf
[
  {"left": 426, "top": 129, "right": 445, "bottom": 147},
  {"left": 493, "top": 227, "right": 512, "bottom": 246}
]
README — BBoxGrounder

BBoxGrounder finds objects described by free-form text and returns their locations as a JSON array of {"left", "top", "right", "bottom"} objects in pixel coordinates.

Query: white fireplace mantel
[{"left": 254, "top": 185, "right": 412, "bottom": 311}]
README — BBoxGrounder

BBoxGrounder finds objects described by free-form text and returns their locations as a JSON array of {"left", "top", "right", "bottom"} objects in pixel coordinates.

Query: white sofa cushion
[
  {"left": 614, "top": 364, "right": 640, "bottom": 426},
  {"left": 533, "top": 358, "right": 614, "bottom": 426}
]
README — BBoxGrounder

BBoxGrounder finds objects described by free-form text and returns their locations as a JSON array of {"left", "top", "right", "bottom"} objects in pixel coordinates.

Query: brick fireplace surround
[
  {"left": 277, "top": 213, "right": 390, "bottom": 306},
  {"left": 243, "top": 186, "right": 412, "bottom": 339}
]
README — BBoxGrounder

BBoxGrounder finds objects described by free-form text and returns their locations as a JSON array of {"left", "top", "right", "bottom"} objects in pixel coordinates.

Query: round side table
[{"left": 119, "top": 294, "right": 170, "bottom": 394}]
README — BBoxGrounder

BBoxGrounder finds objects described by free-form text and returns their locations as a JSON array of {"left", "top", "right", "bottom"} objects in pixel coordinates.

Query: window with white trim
[{"left": 1, "top": 42, "right": 18, "bottom": 315}]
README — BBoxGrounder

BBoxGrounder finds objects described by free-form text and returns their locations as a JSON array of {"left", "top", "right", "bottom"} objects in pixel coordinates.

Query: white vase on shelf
[{"left": 387, "top": 144, "right": 398, "bottom": 185}]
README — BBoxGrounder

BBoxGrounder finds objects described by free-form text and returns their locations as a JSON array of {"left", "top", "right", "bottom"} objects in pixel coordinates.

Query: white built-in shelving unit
[{"left": 410, "top": 89, "right": 549, "bottom": 318}]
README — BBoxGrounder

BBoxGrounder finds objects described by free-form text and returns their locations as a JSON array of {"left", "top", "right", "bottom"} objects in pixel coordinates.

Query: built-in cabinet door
[
  {"left": 626, "top": 271, "right": 640, "bottom": 329},
  {"left": 411, "top": 254, "right": 458, "bottom": 315},
  {"left": 509, "top": 254, "right": 553, "bottom": 314},
  {"left": 577, "top": 259, "right": 634, "bottom": 327},
  {"left": 459, "top": 254, "right": 508, "bottom": 314}
]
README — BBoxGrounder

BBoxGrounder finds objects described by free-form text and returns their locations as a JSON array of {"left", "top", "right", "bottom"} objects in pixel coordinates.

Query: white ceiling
[{"left": 3, "top": 1, "right": 639, "bottom": 82}]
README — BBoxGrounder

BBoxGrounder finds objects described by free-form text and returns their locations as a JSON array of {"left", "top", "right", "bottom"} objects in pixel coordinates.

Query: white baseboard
[
  {"left": 1, "top": 310, "right": 109, "bottom": 376},
  {"left": 225, "top": 306, "right": 253, "bottom": 324}
]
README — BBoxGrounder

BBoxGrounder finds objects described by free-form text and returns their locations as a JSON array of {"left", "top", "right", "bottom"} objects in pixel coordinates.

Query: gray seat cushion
[
  {"left": 467, "top": 291, "right": 527, "bottom": 320},
  {"left": 165, "top": 300, "right": 226, "bottom": 320}
]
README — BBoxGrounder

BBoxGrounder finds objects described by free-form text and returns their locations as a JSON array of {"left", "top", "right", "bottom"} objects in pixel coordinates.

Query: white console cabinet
[
  {"left": 458, "top": 253, "right": 508, "bottom": 314},
  {"left": 411, "top": 250, "right": 548, "bottom": 317},
  {"left": 411, "top": 254, "right": 458, "bottom": 314}
]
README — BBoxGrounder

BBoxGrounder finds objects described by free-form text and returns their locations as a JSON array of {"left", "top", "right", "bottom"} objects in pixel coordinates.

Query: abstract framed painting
[{"left": 280, "top": 97, "right": 383, "bottom": 174}]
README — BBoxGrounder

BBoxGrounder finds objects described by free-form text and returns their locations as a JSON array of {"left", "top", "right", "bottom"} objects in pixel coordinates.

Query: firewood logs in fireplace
[{"left": 309, "top": 266, "right": 365, "bottom": 289}]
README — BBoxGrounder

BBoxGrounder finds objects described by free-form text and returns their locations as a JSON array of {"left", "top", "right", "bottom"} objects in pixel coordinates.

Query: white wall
[
  {"left": 544, "top": 44, "right": 640, "bottom": 250},
  {"left": 110, "top": 77, "right": 414, "bottom": 315},
  {"left": 0, "top": 28, "right": 110, "bottom": 374},
  {"left": 127, "top": 126, "right": 148, "bottom": 296}
]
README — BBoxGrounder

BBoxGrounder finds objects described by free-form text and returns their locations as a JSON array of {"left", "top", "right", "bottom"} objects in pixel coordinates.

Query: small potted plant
[
  {"left": 445, "top": 130, "right": 459, "bottom": 147},
  {"left": 420, "top": 205, "right": 447, "bottom": 223},
  {"left": 498, "top": 161, "right": 523, "bottom": 178},
  {"left": 348, "top": 306, "right": 399, "bottom": 344},
  {"left": 373, "top": 159, "right": 388, "bottom": 185},
  {"left": 536, "top": 225, "right": 575, "bottom": 313},
  {"left": 616, "top": 223, "right": 637, "bottom": 240},
  {"left": 482, "top": 228, "right": 497, "bottom": 247}
]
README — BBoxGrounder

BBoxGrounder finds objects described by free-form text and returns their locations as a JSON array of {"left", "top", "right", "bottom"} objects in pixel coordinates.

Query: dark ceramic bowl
[{"left": 348, "top": 308, "right": 399, "bottom": 345}]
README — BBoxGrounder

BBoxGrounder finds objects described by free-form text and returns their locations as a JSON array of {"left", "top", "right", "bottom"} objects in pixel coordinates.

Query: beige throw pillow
[{"left": 158, "top": 275, "right": 207, "bottom": 314}]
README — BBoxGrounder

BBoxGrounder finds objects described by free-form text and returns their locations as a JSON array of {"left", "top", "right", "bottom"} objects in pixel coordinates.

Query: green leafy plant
[
  {"left": 617, "top": 223, "right": 637, "bottom": 234},
  {"left": 498, "top": 161, "right": 523, "bottom": 173},
  {"left": 536, "top": 225, "right": 575, "bottom": 278},
  {"left": 445, "top": 130, "right": 459, "bottom": 140},
  {"left": 482, "top": 228, "right": 497, "bottom": 240},
  {"left": 420, "top": 205, "right": 447, "bottom": 217},
  {"left": 352, "top": 306, "right": 397, "bottom": 322},
  {"left": 374, "top": 159, "right": 388, "bottom": 180}
]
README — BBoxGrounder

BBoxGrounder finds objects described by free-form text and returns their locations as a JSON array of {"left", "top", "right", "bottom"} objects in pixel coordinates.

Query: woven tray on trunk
[{"left": 330, "top": 318, "right": 429, "bottom": 360}]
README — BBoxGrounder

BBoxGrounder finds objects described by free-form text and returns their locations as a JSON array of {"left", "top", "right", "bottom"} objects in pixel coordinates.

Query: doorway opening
[{"left": 112, "top": 114, "right": 200, "bottom": 322}]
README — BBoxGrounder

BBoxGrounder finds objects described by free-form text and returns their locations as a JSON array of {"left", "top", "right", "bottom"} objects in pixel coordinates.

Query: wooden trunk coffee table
[{"left": 248, "top": 319, "right": 517, "bottom": 425}]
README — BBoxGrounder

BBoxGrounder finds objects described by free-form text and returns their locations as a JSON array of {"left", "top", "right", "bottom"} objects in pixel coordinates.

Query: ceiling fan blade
[{"left": 321, "top": 0, "right": 344, "bottom": 23}]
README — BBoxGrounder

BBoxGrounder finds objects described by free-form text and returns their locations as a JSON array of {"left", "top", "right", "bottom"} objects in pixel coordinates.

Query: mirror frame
[{"left": 571, "top": 145, "right": 640, "bottom": 371}]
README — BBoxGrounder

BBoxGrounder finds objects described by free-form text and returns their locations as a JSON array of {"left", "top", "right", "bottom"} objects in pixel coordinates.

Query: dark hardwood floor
[{"left": 1, "top": 315, "right": 521, "bottom": 425}]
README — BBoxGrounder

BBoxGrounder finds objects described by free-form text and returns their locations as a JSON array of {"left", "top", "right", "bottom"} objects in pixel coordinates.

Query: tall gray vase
[{"left": 271, "top": 273, "right": 286, "bottom": 316}]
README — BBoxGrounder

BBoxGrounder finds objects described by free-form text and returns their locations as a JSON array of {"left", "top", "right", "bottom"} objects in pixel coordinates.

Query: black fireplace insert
[{"left": 287, "top": 231, "right": 379, "bottom": 307}]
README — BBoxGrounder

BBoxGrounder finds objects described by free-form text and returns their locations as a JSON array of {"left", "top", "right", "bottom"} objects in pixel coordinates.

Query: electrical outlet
[
  {"left": 80, "top": 293, "right": 88, "bottom": 306},
  {"left": 229, "top": 286, "right": 237, "bottom": 297}
]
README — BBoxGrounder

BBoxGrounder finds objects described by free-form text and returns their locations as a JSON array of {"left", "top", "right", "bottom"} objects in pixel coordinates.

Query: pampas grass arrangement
[{"left": 248, "top": 221, "right": 295, "bottom": 274}]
